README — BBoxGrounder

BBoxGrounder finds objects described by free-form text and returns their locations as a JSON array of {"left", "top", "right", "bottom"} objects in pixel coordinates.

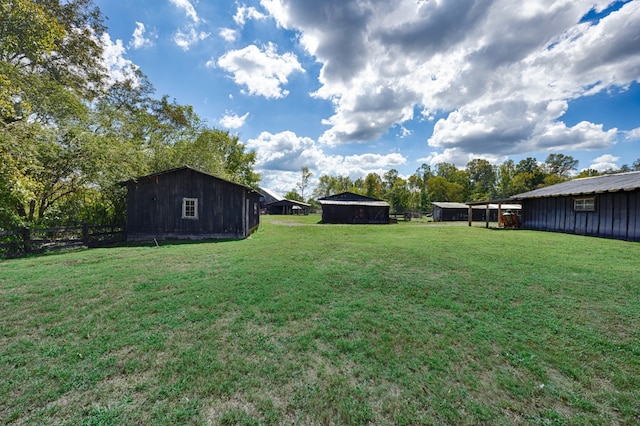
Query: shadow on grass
[{"left": 1, "top": 236, "right": 244, "bottom": 261}]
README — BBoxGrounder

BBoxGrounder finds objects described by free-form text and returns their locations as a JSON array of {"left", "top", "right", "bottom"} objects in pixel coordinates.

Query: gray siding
[{"left": 521, "top": 191, "right": 640, "bottom": 241}]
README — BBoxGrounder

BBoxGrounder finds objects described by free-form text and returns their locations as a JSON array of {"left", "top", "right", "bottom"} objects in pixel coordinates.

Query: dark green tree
[
  {"left": 284, "top": 190, "right": 303, "bottom": 202},
  {"left": 466, "top": 158, "right": 496, "bottom": 201},
  {"left": 514, "top": 157, "right": 546, "bottom": 191},
  {"left": 544, "top": 153, "right": 578, "bottom": 178}
]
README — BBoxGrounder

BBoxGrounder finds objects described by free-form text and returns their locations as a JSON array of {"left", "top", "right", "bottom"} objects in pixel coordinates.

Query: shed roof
[
  {"left": 318, "top": 191, "right": 389, "bottom": 206},
  {"left": 259, "top": 187, "right": 285, "bottom": 202},
  {"left": 266, "top": 199, "right": 311, "bottom": 208},
  {"left": 433, "top": 202, "right": 521, "bottom": 210},
  {"left": 431, "top": 202, "right": 468, "bottom": 209},
  {"left": 121, "top": 166, "right": 257, "bottom": 192},
  {"left": 318, "top": 200, "right": 390, "bottom": 207},
  {"left": 512, "top": 171, "right": 640, "bottom": 199}
]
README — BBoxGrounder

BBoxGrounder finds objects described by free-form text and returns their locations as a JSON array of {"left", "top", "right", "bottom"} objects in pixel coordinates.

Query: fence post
[
  {"left": 22, "top": 227, "right": 31, "bottom": 254},
  {"left": 83, "top": 224, "right": 90, "bottom": 246}
]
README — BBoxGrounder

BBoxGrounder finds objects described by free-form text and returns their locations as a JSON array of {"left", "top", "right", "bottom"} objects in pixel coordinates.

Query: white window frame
[
  {"left": 182, "top": 197, "right": 199, "bottom": 219},
  {"left": 574, "top": 197, "right": 595, "bottom": 212}
]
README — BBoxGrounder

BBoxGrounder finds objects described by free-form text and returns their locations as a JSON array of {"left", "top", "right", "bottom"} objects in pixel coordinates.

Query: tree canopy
[
  {"left": 0, "top": 0, "right": 259, "bottom": 229},
  {"left": 306, "top": 155, "right": 638, "bottom": 213}
]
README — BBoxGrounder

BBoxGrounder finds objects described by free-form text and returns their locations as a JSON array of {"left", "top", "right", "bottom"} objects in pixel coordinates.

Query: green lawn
[{"left": 1, "top": 215, "right": 639, "bottom": 425}]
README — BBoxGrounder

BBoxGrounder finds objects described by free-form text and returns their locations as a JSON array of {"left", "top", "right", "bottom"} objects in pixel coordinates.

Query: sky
[{"left": 94, "top": 0, "right": 640, "bottom": 195}]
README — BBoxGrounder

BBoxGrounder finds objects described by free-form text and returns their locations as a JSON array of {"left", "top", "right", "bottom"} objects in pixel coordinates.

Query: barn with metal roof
[
  {"left": 318, "top": 192, "right": 390, "bottom": 224},
  {"left": 511, "top": 171, "right": 640, "bottom": 241}
]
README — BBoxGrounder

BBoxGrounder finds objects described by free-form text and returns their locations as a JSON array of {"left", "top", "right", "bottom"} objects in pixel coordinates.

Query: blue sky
[{"left": 94, "top": 0, "right": 640, "bottom": 194}]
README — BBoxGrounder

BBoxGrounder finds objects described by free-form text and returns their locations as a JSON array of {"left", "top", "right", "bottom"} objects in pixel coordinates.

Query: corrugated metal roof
[
  {"left": 432, "top": 202, "right": 468, "bottom": 209},
  {"left": 512, "top": 171, "right": 640, "bottom": 199},
  {"left": 318, "top": 200, "right": 390, "bottom": 207},
  {"left": 433, "top": 202, "right": 521, "bottom": 210},
  {"left": 266, "top": 199, "right": 310, "bottom": 207},
  {"left": 260, "top": 187, "right": 285, "bottom": 202},
  {"left": 318, "top": 192, "right": 386, "bottom": 202},
  {"left": 484, "top": 204, "right": 521, "bottom": 210}
]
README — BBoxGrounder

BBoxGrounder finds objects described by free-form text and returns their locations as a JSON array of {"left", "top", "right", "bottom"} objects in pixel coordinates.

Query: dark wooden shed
[
  {"left": 511, "top": 171, "right": 640, "bottom": 241},
  {"left": 432, "top": 202, "right": 471, "bottom": 221},
  {"left": 265, "top": 199, "right": 311, "bottom": 215},
  {"left": 318, "top": 192, "right": 390, "bottom": 224},
  {"left": 123, "top": 166, "right": 260, "bottom": 241}
]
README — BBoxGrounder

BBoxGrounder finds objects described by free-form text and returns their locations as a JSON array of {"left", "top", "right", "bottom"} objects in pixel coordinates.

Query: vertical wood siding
[
  {"left": 522, "top": 191, "right": 640, "bottom": 241},
  {"left": 321, "top": 205, "right": 390, "bottom": 224},
  {"left": 126, "top": 168, "right": 258, "bottom": 239}
]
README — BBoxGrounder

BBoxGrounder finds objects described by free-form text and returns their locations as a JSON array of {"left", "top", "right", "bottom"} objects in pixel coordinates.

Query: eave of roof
[
  {"left": 318, "top": 192, "right": 386, "bottom": 202},
  {"left": 266, "top": 199, "right": 311, "bottom": 207},
  {"left": 259, "top": 187, "right": 285, "bottom": 201},
  {"left": 434, "top": 202, "right": 521, "bottom": 209},
  {"left": 318, "top": 200, "right": 390, "bottom": 207},
  {"left": 511, "top": 171, "right": 640, "bottom": 199}
]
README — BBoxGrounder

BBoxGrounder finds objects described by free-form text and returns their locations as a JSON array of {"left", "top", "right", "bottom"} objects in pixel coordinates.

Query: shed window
[
  {"left": 182, "top": 197, "right": 199, "bottom": 219},
  {"left": 574, "top": 197, "right": 595, "bottom": 212}
]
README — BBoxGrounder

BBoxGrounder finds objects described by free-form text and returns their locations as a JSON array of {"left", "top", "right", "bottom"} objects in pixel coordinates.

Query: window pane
[
  {"left": 574, "top": 197, "right": 595, "bottom": 212},
  {"left": 183, "top": 198, "right": 198, "bottom": 218}
]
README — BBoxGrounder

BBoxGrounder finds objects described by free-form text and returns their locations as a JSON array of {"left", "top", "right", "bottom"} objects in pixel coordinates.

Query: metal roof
[
  {"left": 318, "top": 191, "right": 389, "bottom": 207},
  {"left": 433, "top": 202, "right": 521, "bottom": 210},
  {"left": 259, "top": 187, "right": 285, "bottom": 202},
  {"left": 266, "top": 199, "right": 311, "bottom": 207},
  {"left": 512, "top": 171, "right": 640, "bottom": 199},
  {"left": 431, "top": 202, "right": 468, "bottom": 209},
  {"left": 318, "top": 200, "right": 390, "bottom": 207}
]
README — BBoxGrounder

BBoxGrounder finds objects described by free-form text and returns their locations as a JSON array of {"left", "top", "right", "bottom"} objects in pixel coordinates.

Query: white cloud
[
  {"left": 169, "top": 0, "right": 201, "bottom": 24},
  {"left": 588, "top": 154, "right": 620, "bottom": 171},
  {"left": 173, "top": 26, "right": 210, "bottom": 51},
  {"left": 418, "top": 148, "right": 505, "bottom": 168},
  {"left": 624, "top": 128, "right": 640, "bottom": 141},
  {"left": 219, "top": 27, "right": 237, "bottom": 42},
  {"left": 169, "top": 0, "right": 209, "bottom": 50},
  {"left": 99, "top": 33, "right": 140, "bottom": 85},
  {"left": 398, "top": 126, "right": 412, "bottom": 138},
  {"left": 261, "top": 0, "right": 640, "bottom": 162},
  {"left": 219, "top": 112, "right": 249, "bottom": 129},
  {"left": 234, "top": 5, "right": 267, "bottom": 26},
  {"left": 246, "top": 130, "right": 408, "bottom": 191},
  {"left": 129, "top": 22, "right": 154, "bottom": 49},
  {"left": 216, "top": 43, "right": 304, "bottom": 98}
]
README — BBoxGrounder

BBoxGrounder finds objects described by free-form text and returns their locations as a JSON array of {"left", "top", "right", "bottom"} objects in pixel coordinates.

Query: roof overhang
[{"left": 318, "top": 200, "right": 390, "bottom": 207}]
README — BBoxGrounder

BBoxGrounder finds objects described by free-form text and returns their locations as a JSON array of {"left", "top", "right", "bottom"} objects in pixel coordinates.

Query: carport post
[{"left": 486, "top": 204, "right": 490, "bottom": 228}]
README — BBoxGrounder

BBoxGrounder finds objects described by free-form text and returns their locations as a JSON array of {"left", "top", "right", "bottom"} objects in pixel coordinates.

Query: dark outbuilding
[
  {"left": 265, "top": 199, "right": 311, "bottom": 215},
  {"left": 318, "top": 192, "right": 390, "bottom": 224},
  {"left": 122, "top": 166, "right": 260, "bottom": 241},
  {"left": 511, "top": 171, "right": 640, "bottom": 241}
]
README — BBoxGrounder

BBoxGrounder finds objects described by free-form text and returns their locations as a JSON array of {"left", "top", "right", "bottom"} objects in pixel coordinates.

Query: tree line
[
  {"left": 286, "top": 155, "right": 640, "bottom": 213},
  {"left": 0, "top": 0, "right": 259, "bottom": 230}
]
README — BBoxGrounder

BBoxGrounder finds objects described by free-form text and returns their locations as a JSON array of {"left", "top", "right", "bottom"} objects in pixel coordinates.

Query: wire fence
[{"left": 0, "top": 224, "right": 126, "bottom": 258}]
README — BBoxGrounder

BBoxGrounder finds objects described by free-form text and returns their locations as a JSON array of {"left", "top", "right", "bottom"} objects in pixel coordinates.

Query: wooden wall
[
  {"left": 126, "top": 168, "right": 259, "bottom": 240},
  {"left": 321, "top": 205, "right": 390, "bottom": 224},
  {"left": 521, "top": 190, "right": 640, "bottom": 241}
]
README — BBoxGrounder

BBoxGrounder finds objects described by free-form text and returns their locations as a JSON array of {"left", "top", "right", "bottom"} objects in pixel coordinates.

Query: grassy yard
[{"left": 1, "top": 215, "right": 639, "bottom": 425}]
